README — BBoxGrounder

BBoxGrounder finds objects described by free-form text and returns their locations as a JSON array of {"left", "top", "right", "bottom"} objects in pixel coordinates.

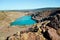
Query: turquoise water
[{"left": 10, "top": 15, "right": 36, "bottom": 26}]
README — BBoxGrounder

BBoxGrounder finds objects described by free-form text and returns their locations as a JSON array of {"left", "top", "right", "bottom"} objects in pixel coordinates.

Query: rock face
[
  {"left": 21, "top": 32, "right": 44, "bottom": 40},
  {"left": 6, "top": 19, "right": 60, "bottom": 40},
  {"left": 0, "top": 11, "right": 28, "bottom": 40},
  {"left": 31, "top": 10, "right": 60, "bottom": 30},
  {"left": 7, "top": 31, "right": 46, "bottom": 40},
  {"left": 6, "top": 10, "right": 60, "bottom": 40},
  {"left": 0, "top": 8, "right": 60, "bottom": 40},
  {"left": 31, "top": 10, "right": 60, "bottom": 22},
  {"left": 47, "top": 14, "right": 60, "bottom": 30},
  {"left": 57, "top": 28, "right": 60, "bottom": 36}
]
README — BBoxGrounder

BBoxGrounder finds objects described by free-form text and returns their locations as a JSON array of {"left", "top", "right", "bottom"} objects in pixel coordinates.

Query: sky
[{"left": 0, "top": 0, "right": 60, "bottom": 10}]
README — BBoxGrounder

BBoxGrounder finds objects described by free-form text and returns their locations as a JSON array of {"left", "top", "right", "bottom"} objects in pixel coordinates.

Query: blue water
[{"left": 10, "top": 15, "right": 36, "bottom": 26}]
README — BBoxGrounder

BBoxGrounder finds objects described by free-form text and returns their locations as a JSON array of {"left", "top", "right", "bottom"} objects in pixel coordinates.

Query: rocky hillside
[
  {"left": 6, "top": 13, "right": 60, "bottom": 40},
  {"left": 0, "top": 8, "right": 60, "bottom": 40},
  {"left": 0, "top": 11, "right": 29, "bottom": 40},
  {"left": 0, "top": 11, "right": 28, "bottom": 27}
]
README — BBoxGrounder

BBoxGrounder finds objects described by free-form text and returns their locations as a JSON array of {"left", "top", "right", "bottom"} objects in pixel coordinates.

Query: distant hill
[{"left": 0, "top": 7, "right": 60, "bottom": 12}]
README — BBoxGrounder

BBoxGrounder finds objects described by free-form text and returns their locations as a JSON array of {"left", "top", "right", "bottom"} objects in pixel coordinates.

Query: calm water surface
[{"left": 10, "top": 15, "right": 36, "bottom": 26}]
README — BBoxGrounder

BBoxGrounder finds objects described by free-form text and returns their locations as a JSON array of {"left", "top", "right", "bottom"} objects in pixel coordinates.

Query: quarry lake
[{"left": 10, "top": 15, "right": 36, "bottom": 26}]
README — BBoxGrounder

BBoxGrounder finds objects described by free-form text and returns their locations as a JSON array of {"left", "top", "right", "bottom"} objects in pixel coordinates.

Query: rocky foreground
[{"left": 6, "top": 13, "right": 60, "bottom": 40}]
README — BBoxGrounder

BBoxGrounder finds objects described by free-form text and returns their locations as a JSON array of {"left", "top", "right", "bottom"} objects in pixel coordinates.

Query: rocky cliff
[{"left": 0, "top": 8, "right": 60, "bottom": 40}]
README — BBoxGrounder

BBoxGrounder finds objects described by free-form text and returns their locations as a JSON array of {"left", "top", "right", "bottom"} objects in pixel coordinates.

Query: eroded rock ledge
[{"left": 6, "top": 10, "right": 60, "bottom": 40}]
